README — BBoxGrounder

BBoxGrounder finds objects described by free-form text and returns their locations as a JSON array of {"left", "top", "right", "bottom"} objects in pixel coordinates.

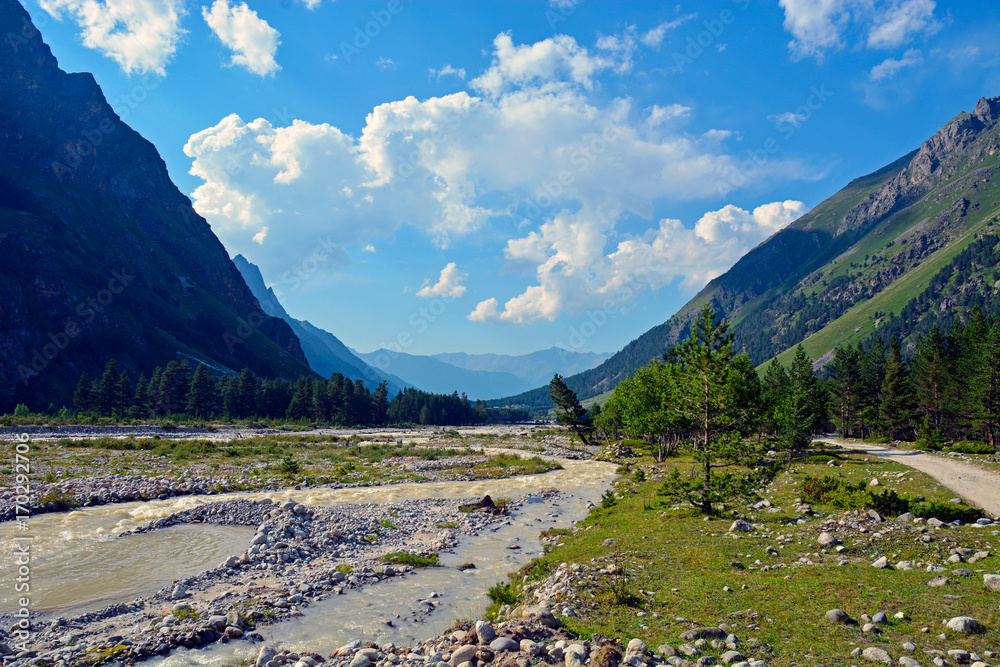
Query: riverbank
[
  {"left": 445, "top": 442, "right": 1000, "bottom": 667},
  {"left": 0, "top": 427, "right": 613, "bottom": 666},
  {"left": 0, "top": 493, "right": 512, "bottom": 664}
]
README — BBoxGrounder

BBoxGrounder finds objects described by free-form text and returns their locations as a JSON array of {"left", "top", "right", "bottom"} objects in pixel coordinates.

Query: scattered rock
[
  {"left": 862, "top": 647, "right": 893, "bottom": 664},
  {"left": 729, "top": 520, "right": 754, "bottom": 533},
  {"left": 817, "top": 532, "right": 840, "bottom": 547},
  {"left": 826, "top": 609, "right": 856, "bottom": 625},
  {"left": 946, "top": 616, "right": 982, "bottom": 634}
]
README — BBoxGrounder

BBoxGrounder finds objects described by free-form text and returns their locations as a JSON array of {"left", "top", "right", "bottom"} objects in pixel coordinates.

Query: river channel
[{"left": 0, "top": 455, "right": 616, "bottom": 665}]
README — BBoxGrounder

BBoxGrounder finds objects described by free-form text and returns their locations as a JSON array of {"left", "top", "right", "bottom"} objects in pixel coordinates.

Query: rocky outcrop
[{"left": 839, "top": 96, "right": 1000, "bottom": 237}]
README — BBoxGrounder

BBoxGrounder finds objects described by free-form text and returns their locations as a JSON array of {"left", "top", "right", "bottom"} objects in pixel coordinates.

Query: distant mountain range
[
  {"left": 0, "top": 0, "right": 315, "bottom": 411},
  {"left": 494, "top": 95, "right": 1000, "bottom": 409},
  {"left": 353, "top": 348, "right": 610, "bottom": 400},
  {"left": 232, "top": 255, "right": 410, "bottom": 395}
]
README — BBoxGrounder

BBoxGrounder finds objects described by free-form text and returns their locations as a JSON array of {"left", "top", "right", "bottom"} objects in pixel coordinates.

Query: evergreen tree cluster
[
  {"left": 72, "top": 360, "right": 491, "bottom": 426},
  {"left": 595, "top": 307, "right": 828, "bottom": 512},
  {"left": 828, "top": 309, "right": 1000, "bottom": 447}
]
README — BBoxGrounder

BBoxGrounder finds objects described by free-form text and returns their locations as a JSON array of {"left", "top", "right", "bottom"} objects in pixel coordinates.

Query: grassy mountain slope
[{"left": 492, "top": 95, "right": 1000, "bottom": 410}]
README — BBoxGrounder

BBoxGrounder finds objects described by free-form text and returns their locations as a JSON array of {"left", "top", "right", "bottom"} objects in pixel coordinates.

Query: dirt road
[{"left": 819, "top": 438, "right": 1000, "bottom": 518}]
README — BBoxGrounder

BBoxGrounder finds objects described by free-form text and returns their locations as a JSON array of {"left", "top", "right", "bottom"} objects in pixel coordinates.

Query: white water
[{"left": 1, "top": 456, "right": 615, "bottom": 664}]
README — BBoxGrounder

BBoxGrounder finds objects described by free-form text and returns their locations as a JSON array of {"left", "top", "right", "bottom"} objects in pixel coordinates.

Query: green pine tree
[
  {"left": 879, "top": 337, "right": 917, "bottom": 441},
  {"left": 73, "top": 372, "right": 94, "bottom": 414},
  {"left": 186, "top": 365, "right": 217, "bottom": 418},
  {"left": 548, "top": 373, "right": 592, "bottom": 445}
]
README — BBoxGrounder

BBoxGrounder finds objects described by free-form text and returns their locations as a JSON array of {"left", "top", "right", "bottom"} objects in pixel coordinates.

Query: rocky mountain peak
[{"left": 973, "top": 96, "right": 1000, "bottom": 124}]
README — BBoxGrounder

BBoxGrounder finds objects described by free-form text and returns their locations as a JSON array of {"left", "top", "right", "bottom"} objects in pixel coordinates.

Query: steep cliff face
[{"left": 0, "top": 0, "right": 314, "bottom": 410}]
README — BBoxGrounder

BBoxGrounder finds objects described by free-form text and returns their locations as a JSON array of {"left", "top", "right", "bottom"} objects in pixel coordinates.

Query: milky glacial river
[{"left": 0, "top": 456, "right": 616, "bottom": 665}]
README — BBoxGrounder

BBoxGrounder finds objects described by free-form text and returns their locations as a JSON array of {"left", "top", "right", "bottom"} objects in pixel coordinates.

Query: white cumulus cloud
[
  {"left": 38, "top": 0, "right": 186, "bottom": 75},
  {"left": 470, "top": 201, "right": 809, "bottom": 325},
  {"left": 417, "top": 263, "right": 468, "bottom": 298},
  {"left": 203, "top": 0, "right": 281, "bottom": 77},
  {"left": 186, "top": 32, "right": 808, "bottom": 321},
  {"left": 869, "top": 48, "right": 924, "bottom": 80},
  {"left": 768, "top": 111, "right": 810, "bottom": 128},
  {"left": 779, "top": 0, "right": 941, "bottom": 61},
  {"left": 431, "top": 64, "right": 467, "bottom": 80},
  {"left": 867, "top": 0, "right": 940, "bottom": 49}
]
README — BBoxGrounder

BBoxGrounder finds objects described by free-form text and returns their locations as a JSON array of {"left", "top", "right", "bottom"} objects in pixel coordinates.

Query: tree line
[
  {"left": 71, "top": 359, "right": 496, "bottom": 426},
  {"left": 549, "top": 306, "right": 998, "bottom": 515},
  {"left": 827, "top": 308, "right": 1000, "bottom": 447}
]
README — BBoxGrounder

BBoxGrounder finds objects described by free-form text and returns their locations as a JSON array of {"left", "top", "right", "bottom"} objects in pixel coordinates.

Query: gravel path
[{"left": 819, "top": 437, "right": 1000, "bottom": 517}]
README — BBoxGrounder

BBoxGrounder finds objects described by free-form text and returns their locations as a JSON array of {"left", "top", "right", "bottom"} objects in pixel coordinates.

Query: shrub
[
  {"left": 945, "top": 441, "right": 995, "bottom": 455},
  {"left": 601, "top": 489, "right": 617, "bottom": 508},
  {"left": 800, "top": 475, "right": 976, "bottom": 520},
  {"left": 13, "top": 404, "right": 30, "bottom": 417},
  {"left": 487, "top": 581, "right": 518, "bottom": 605},
  {"left": 911, "top": 500, "right": 983, "bottom": 524},
  {"left": 38, "top": 489, "right": 79, "bottom": 510},
  {"left": 380, "top": 552, "right": 440, "bottom": 567},
  {"left": 277, "top": 455, "right": 300, "bottom": 476},
  {"left": 915, "top": 418, "right": 945, "bottom": 451}
]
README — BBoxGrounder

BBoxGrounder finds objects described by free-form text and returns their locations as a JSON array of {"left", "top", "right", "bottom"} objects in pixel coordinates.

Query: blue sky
[{"left": 23, "top": 0, "right": 1000, "bottom": 357}]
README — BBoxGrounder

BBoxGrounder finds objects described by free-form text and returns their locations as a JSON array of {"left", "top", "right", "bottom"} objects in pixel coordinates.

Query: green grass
[
  {"left": 380, "top": 552, "right": 441, "bottom": 567},
  {"left": 492, "top": 449, "right": 999, "bottom": 666}
]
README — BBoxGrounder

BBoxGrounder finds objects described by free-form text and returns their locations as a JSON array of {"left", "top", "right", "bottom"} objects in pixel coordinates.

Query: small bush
[
  {"left": 334, "top": 563, "right": 352, "bottom": 574},
  {"left": 911, "top": 500, "right": 983, "bottom": 524},
  {"left": 277, "top": 455, "right": 300, "bottom": 476},
  {"left": 801, "top": 475, "right": 974, "bottom": 519},
  {"left": 945, "top": 441, "right": 995, "bottom": 455},
  {"left": 487, "top": 581, "right": 518, "bottom": 605},
  {"left": 380, "top": 552, "right": 440, "bottom": 567},
  {"left": 38, "top": 489, "right": 79, "bottom": 510},
  {"left": 601, "top": 489, "right": 617, "bottom": 508},
  {"left": 13, "top": 404, "right": 30, "bottom": 417}
]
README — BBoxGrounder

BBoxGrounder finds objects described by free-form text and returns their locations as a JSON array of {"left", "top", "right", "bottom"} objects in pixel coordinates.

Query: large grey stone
[
  {"left": 899, "top": 657, "right": 923, "bottom": 667},
  {"left": 489, "top": 638, "right": 519, "bottom": 653},
  {"left": 872, "top": 556, "right": 889, "bottom": 569},
  {"left": 450, "top": 645, "right": 478, "bottom": 667},
  {"left": 257, "top": 646, "right": 277, "bottom": 667},
  {"left": 349, "top": 654, "right": 370, "bottom": 667},
  {"left": 626, "top": 639, "right": 648, "bottom": 656},
  {"left": 729, "top": 520, "right": 754, "bottom": 533},
  {"left": 656, "top": 644, "right": 677, "bottom": 658},
  {"left": 946, "top": 616, "right": 982, "bottom": 634},
  {"left": 862, "top": 647, "right": 892, "bottom": 664},
  {"left": 927, "top": 575, "right": 952, "bottom": 587},
  {"left": 984, "top": 573, "right": 1000, "bottom": 592},
  {"left": 680, "top": 627, "right": 727, "bottom": 641},
  {"left": 475, "top": 620, "right": 496, "bottom": 643},
  {"left": 817, "top": 532, "right": 840, "bottom": 547},
  {"left": 825, "top": 609, "right": 855, "bottom": 624},
  {"left": 521, "top": 605, "right": 559, "bottom": 628},
  {"left": 721, "top": 651, "right": 744, "bottom": 665}
]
